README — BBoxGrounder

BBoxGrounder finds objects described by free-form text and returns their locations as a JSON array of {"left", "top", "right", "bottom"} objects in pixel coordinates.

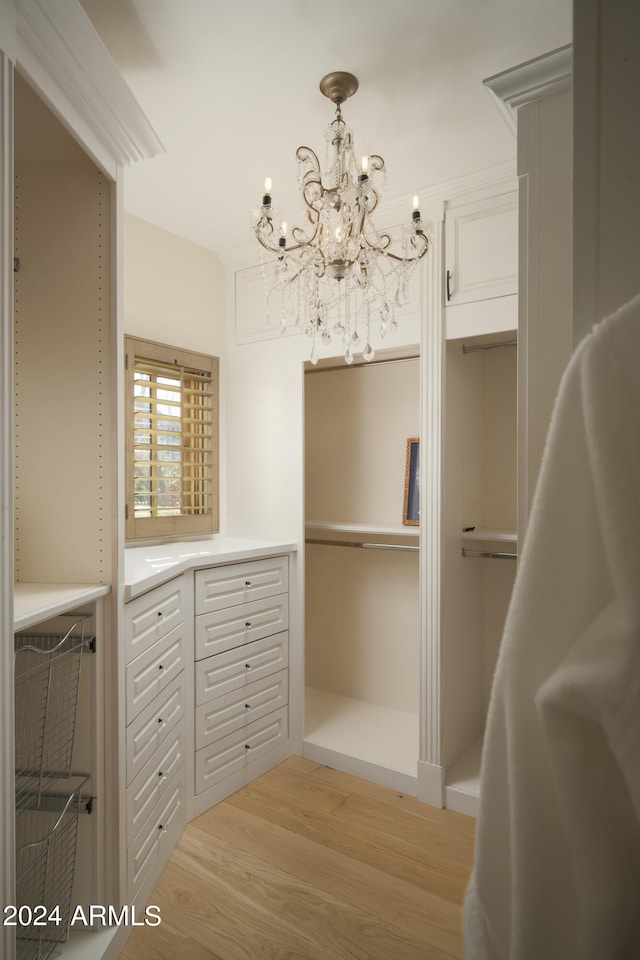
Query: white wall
[
  {"left": 123, "top": 213, "right": 225, "bottom": 358},
  {"left": 225, "top": 334, "right": 306, "bottom": 542}
]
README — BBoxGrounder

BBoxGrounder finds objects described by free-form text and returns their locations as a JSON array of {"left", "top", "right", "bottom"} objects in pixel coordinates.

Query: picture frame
[{"left": 403, "top": 437, "right": 420, "bottom": 526}]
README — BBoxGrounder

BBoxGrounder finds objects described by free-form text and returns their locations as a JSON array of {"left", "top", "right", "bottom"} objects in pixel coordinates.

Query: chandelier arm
[
  {"left": 256, "top": 224, "right": 322, "bottom": 258},
  {"left": 297, "top": 145, "right": 324, "bottom": 212},
  {"left": 291, "top": 223, "right": 319, "bottom": 246},
  {"left": 382, "top": 232, "right": 430, "bottom": 263},
  {"left": 358, "top": 226, "right": 429, "bottom": 262},
  {"left": 361, "top": 228, "right": 393, "bottom": 253},
  {"left": 255, "top": 232, "right": 284, "bottom": 256}
]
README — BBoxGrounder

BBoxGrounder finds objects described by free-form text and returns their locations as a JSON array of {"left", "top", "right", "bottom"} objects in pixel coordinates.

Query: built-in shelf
[
  {"left": 461, "top": 529, "right": 517, "bottom": 560},
  {"left": 304, "top": 686, "right": 419, "bottom": 793},
  {"left": 305, "top": 521, "right": 419, "bottom": 552},
  {"left": 445, "top": 735, "right": 484, "bottom": 817},
  {"left": 14, "top": 583, "right": 111, "bottom": 631},
  {"left": 461, "top": 528, "right": 517, "bottom": 546},
  {"left": 307, "top": 521, "right": 419, "bottom": 537}
]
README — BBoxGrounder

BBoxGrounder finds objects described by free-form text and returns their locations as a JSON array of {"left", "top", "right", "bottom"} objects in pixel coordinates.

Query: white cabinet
[
  {"left": 123, "top": 576, "right": 188, "bottom": 899},
  {"left": 193, "top": 557, "right": 290, "bottom": 800},
  {"left": 444, "top": 183, "right": 518, "bottom": 340}
]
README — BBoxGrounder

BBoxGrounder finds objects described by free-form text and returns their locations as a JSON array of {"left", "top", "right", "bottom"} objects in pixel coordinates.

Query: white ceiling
[{"left": 79, "top": 0, "right": 572, "bottom": 255}]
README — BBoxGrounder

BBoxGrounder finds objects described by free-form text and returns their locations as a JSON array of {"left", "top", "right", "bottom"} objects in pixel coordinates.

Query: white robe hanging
[{"left": 464, "top": 294, "right": 640, "bottom": 959}]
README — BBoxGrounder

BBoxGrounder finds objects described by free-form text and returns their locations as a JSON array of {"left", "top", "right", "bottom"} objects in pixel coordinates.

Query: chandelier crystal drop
[{"left": 252, "top": 71, "right": 430, "bottom": 365}]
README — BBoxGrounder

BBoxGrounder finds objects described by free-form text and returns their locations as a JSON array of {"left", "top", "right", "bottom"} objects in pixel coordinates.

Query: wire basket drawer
[
  {"left": 14, "top": 617, "right": 92, "bottom": 811},
  {"left": 14, "top": 781, "right": 88, "bottom": 960}
]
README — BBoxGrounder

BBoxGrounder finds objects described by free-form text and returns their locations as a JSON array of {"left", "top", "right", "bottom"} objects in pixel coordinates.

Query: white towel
[{"left": 464, "top": 294, "right": 640, "bottom": 959}]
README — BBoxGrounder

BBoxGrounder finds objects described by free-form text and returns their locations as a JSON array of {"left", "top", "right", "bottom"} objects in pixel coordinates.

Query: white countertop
[
  {"left": 124, "top": 536, "right": 298, "bottom": 600},
  {"left": 14, "top": 582, "right": 111, "bottom": 631}
]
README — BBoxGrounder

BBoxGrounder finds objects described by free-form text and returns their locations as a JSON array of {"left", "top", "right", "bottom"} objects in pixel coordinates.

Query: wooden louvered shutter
[{"left": 125, "top": 336, "right": 218, "bottom": 541}]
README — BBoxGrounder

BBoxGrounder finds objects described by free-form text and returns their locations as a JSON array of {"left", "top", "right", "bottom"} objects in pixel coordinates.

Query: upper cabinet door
[{"left": 444, "top": 190, "right": 518, "bottom": 307}]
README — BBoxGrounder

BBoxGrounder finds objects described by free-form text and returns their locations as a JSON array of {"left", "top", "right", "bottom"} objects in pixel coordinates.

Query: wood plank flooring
[{"left": 119, "top": 757, "right": 475, "bottom": 960}]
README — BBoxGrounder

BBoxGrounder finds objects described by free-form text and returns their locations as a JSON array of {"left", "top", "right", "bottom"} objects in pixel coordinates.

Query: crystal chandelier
[{"left": 253, "top": 71, "right": 429, "bottom": 365}]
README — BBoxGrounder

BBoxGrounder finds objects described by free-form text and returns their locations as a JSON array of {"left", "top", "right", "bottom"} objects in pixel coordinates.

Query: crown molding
[
  {"left": 16, "top": 0, "right": 163, "bottom": 177},
  {"left": 484, "top": 43, "right": 573, "bottom": 136}
]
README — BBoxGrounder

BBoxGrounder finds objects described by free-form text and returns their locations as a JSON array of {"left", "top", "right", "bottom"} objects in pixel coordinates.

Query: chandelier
[{"left": 253, "top": 71, "right": 429, "bottom": 365}]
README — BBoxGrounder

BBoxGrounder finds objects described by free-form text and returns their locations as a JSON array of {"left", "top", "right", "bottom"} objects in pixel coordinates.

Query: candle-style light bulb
[
  {"left": 412, "top": 194, "right": 421, "bottom": 222},
  {"left": 262, "top": 177, "right": 272, "bottom": 208},
  {"left": 278, "top": 220, "right": 287, "bottom": 248},
  {"left": 361, "top": 156, "right": 369, "bottom": 175},
  {"left": 264, "top": 177, "right": 272, "bottom": 195}
]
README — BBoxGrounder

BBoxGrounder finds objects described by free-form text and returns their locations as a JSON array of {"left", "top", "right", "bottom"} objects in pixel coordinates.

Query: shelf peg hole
[{"left": 244, "top": 744, "right": 251, "bottom": 751}]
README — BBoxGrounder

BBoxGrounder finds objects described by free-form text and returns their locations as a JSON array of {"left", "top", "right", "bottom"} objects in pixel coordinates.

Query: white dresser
[
  {"left": 194, "top": 556, "right": 290, "bottom": 796},
  {"left": 123, "top": 575, "right": 190, "bottom": 898}
]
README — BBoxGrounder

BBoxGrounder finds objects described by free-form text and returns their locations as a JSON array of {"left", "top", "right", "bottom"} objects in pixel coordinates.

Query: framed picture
[{"left": 403, "top": 437, "right": 420, "bottom": 526}]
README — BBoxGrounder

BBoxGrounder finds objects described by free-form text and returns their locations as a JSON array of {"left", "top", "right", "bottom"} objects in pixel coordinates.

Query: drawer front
[
  {"left": 194, "top": 594, "right": 288, "bottom": 660},
  {"left": 126, "top": 621, "right": 186, "bottom": 722},
  {"left": 195, "top": 706, "right": 288, "bottom": 794},
  {"left": 194, "top": 556, "right": 288, "bottom": 614},
  {"left": 195, "top": 631, "right": 288, "bottom": 706},
  {"left": 195, "top": 669, "right": 288, "bottom": 750},
  {"left": 126, "top": 672, "right": 185, "bottom": 785},
  {"left": 124, "top": 576, "right": 186, "bottom": 663},
  {"left": 127, "top": 720, "right": 184, "bottom": 837},
  {"left": 127, "top": 769, "right": 185, "bottom": 897}
]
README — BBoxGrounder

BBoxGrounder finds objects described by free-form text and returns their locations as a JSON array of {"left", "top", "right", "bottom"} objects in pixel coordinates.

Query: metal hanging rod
[
  {"left": 462, "top": 339, "right": 517, "bottom": 355},
  {"left": 462, "top": 548, "right": 517, "bottom": 560},
  {"left": 306, "top": 537, "right": 419, "bottom": 553}
]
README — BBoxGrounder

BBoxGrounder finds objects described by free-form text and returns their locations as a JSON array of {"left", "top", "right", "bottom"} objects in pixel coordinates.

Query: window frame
[{"left": 125, "top": 335, "right": 219, "bottom": 542}]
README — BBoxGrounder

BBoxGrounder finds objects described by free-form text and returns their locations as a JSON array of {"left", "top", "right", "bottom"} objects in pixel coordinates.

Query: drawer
[
  {"left": 194, "top": 593, "right": 288, "bottom": 660},
  {"left": 126, "top": 621, "right": 186, "bottom": 723},
  {"left": 124, "top": 576, "right": 187, "bottom": 663},
  {"left": 195, "top": 630, "right": 288, "bottom": 706},
  {"left": 126, "top": 671, "right": 184, "bottom": 785},
  {"left": 127, "top": 768, "right": 185, "bottom": 898},
  {"left": 195, "top": 706, "right": 288, "bottom": 794},
  {"left": 127, "top": 720, "right": 184, "bottom": 838},
  {"left": 195, "top": 668, "right": 288, "bottom": 750},
  {"left": 194, "top": 556, "right": 288, "bottom": 614}
]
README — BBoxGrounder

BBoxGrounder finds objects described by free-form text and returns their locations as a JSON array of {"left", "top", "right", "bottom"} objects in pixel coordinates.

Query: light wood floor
[{"left": 120, "top": 756, "right": 475, "bottom": 960}]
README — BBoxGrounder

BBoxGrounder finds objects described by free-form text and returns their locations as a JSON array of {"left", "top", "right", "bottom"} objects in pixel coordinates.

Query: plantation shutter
[{"left": 125, "top": 337, "right": 218, "bottom": 540}]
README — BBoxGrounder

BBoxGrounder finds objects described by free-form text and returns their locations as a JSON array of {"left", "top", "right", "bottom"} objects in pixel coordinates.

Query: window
[{"left": 125, "top": 336, "right": 219, "bottom": 541}]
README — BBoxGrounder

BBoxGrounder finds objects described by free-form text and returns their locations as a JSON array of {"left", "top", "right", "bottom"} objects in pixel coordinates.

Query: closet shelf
[
  {"left": 306, "top": 521, "right": 419, "bottom": 550},
  {"left": 461, "top": 528, "right": 516, "bottom": 544},
  {"left": 305, "top": 687, "right": 419, "bottom": 778},
  {"left": 444, "top": 735, "right": 484, "bottom": 817},
  {"left": 14, "top": 583, "right": 110, "bottom": 632}
]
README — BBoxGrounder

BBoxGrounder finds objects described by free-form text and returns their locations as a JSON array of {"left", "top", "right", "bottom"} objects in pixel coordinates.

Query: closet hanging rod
[
  {"left": 305, "top": 353, "right": 419, "bottom": 374},
  {"left": 306, "top": 537, "right": 419, "bottom": 553},
  {"left": 462, "top": 548, "right": 517, "bottom": 560},
  {"left": 462, "top": 339, "right": 517, "bottom": 355}
]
